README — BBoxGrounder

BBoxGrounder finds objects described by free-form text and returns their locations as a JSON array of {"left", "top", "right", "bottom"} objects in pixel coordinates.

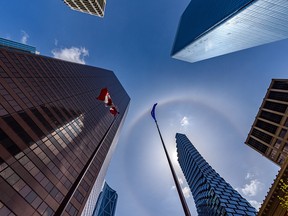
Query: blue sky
[{"left": 1, "top": 0, "right": 286, "bottom": 215}]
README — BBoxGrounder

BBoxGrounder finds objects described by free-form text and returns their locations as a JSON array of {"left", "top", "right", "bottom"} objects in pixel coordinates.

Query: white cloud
[
  {"left": 245, "top": 172, "right": 256, "bottom": 180},
  {"left": 54, "top": 39, "right": 58, "bottom": 46},
  {"left": 180, "top": 116, "right": 189, "bottom": 127},
  {"left": 52, "top": 47, "right": 89, "bottom": 64},
  {"left": 249, "top": 200, "right": 262, "bottom": 210},
  {"left": 241, "top": 179, "right": 264, "bottom": 197},
  {"left": 21, "top": 30, "right": 29, "bottom": 44}
]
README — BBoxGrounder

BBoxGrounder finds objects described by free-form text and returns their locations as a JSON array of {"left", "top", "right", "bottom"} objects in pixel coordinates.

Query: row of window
[
  {"left": 272, "top": 80, "right": 288, "bottom": 90},
  {"left": 0, "top": 48, "right": 129, "bottom": 215},
  {"left": 0, "top": 163, "right": 54, "bottom": 215},
  {"left": 251, "top": 128, "right": 273, "bottom": 144}
]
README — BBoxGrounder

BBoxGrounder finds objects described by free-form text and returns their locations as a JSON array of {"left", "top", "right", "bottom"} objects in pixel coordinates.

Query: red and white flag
[
  {"left": 97, "top": 88, "right": 119, "bottom": 116},
  {"left": 97, "top": 88, "right": 113, "bottom": 106},
  {"left": 104, "top": 93, "right": 113, "bottom": 107},
  {"left": 109, "top": 106, "right": 119, "bottom": 116},
  {"left": 96, "top": 88, "right": 108, "bottom": 101}
]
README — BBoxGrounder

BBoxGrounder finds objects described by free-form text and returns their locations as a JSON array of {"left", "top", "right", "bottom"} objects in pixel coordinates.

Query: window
[
  {"left": 285, "top": 118, "right": 288, "bottom": 127},
  {"left": 251, "top": 128, "right": 273, "bottom": 144},
  {"left": 272, "top": 81, "right": 288, "bottom": 90},
  {"left": 263, "top": 100, "right": 287, "bottom": 113},
  {"left": 30, "top": 108, "right": 53, "bottom": 131},
  {"left": 247, "top": 137, "right": 268, "bottom": 154},
  {"left": 18, "top": 111, "right": 45, "bottom": 138},
  {"left": 0, "top": 128, "right": 21, "bottom": 155},
  {"left": 259, "top": 110, "right": 282, "bottom": 124},
  {"left": 277, "top": 154, "right": 286, "bottom": 165},
  {"left": 2, "top": 115, "right": 34, "bottom": 146},
  {"left": 270, "top": 149, "right": 278, "bottom": 159},
  {"left": 283, "top": 143, "right": 288, "bottom": 154},
  {"left": 255, "top": 120, "right": 277, "bottom": 134},
  {"left": 268, "top": 91, "right": 288, "bottom": 102},
  {"left": 274, "top": 139, "right": 282, "bottom": 149},
  {"left": 279, "top": 129, "right": 287, "bottom": 138}
]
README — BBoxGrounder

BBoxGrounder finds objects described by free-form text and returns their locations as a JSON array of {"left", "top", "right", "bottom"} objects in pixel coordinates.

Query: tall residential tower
[
  {"left": 0, "top": 45, "right": 129, "bottom": 216},
  {"left": 172, "top": 0, "right": 288, "bottom": 63},
  {"left": 176, "top": 133, "right": 256, "bottom": 215}
]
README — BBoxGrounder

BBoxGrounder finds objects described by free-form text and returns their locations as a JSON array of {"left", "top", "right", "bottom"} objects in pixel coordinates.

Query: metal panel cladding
[{"left": 176, "top": 133, "right": 256, "bottom": 215}]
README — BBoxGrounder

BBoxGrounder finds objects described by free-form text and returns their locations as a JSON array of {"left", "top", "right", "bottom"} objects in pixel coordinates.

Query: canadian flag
[
  {"left": 97, "top": 88, "right": 119, "bottom": 116},
  {"left": 110, "top": 106, "right": 119, "bottom": 116}
]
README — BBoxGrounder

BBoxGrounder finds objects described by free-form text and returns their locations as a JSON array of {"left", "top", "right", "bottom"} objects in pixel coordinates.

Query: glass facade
[
  {"left": 246, "top": 79, "right": 288, "bottom": 166},
  {"left": 0, "top": 47, "right": 130, "bottom": 215},
  {"left": 172, "top": 0, "right": 288, "bottom": 63},
  {"left": 63, "top": 0, "right": 106, "bottom": 17},
  {"left": 176, "top": 133, "right": 256, "bottom": 216},
  {"left": 92, "top": 182, "right": 118, "bottom": 216},
  {"left": 0, "top": 38, "right": 36, "bottom": 54}
]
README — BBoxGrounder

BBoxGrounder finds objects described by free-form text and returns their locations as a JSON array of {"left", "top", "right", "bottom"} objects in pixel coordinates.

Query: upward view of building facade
[
  {"left": 257, "top": 157, "right": 288, "bottom": 216},
  {"left": 0, "top": 45, "right": 130, "bottom": 216},
  {"left": 171, "top": 0, "right": 288, "bottom": 63},
  {"left": 176, "top": 133, "right": 256, "bottom": 215},
  {"left": 63, "top": 0, "right": 106, "bottom": 17},
  {"left": 92, "top": 182, "right": 118, "bottom": 216},
  {"left": 246, "top": 79, "right": 288, "bottom": 166},
  {"left": 245, "top": 79, "right": 288, "bottom": 215}
]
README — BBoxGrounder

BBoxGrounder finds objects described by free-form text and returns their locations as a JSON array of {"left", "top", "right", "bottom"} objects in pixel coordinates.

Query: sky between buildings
[{"left": 0, "top": 0, "right": 285, "bottom": 215}]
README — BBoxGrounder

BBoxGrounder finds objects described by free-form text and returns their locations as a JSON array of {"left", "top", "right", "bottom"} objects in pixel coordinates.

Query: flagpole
[{"left": 151, "top": 104, "right": 191, "bottom": 216}]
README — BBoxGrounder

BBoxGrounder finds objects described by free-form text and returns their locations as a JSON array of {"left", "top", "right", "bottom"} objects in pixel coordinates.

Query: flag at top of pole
[{"left": 151, "top": 103, "right": 157, "bottom": 122}]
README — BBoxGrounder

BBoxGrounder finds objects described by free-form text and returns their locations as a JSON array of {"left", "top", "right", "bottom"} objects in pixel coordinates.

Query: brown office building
[
  {"left": 63, "top": 0, "right": 106, "bottom": 17},
  {"left": 258, "top": 157, "right": 288, "bottom": 216},
  {"left": 0, "top": 46, "right": 130, "bottom": 215},
  {"left": 245, "top": 79, "right": 288, "bottom": 166}
]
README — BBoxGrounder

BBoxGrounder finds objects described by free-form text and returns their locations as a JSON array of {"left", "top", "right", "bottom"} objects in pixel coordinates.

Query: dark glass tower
[
  {"left": 0, "top": 46, "right": 130, "bottom": 216},
  {"left": 92, "top": 182, "right": 118, "bottom": 216},
  {"left": 0, "top": 37, "right": 36, "bottom": 54},
  {"left": 172, "top": 0, "right": 288, "bottom": 63},
  {"left": 176, "top": 133, "right": 256, "bottom": 216}
]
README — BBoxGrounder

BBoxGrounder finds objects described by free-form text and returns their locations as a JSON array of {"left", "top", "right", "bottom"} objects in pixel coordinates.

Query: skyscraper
[
  {"left": 245, "top": 79, "right": 288, "bottom": 166},
  {"left": 257, "top": 157, "right": 288, "bottom": 216},
  {"left": 171, "top": 0, "right": 288, "bottom": 63},
  {"left": 92, "top": 182, "right": 118, "bottom": 216},
  {"left": 176, "top": 133, "right": 256, "bottom": 215},
  {"left": 0, "top": 46, "right": 130, "bottom": 216},
  {"left": 63, "top": 0, "right": 106, "bottom": 17}
]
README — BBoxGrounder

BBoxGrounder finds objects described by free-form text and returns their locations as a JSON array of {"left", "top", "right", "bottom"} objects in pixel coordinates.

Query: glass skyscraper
[
  {"left": 176, "top": 133, "right": 256, "bottom": 216},
  {"left": 172, "top": 0, "right": 288, "bottom": 63},
  {"left": 63, "top": 0, "right": 106, "bottom": 17},
  {"left": 0, "top": 46, "right": 129, "bottom": 215},
  {"left": 92, "top": 182, "right": 118, "bottom": 216}
]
